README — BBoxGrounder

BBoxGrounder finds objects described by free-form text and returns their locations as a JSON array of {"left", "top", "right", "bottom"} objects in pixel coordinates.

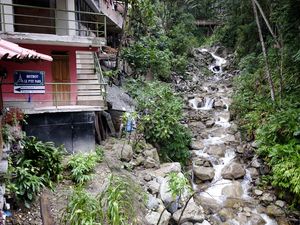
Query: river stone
[
  {"left": 189, "top": 121, "right": 206, "bottom": 130},
  {"left": 193, "top": 166, "right": 215, "bottom": 182},
  {"left": 277, "top": 217, "right": 291, "bottom": 225},
  {"left": 251, "top": 158, "right": 261, "bottom": 168},
  {"left": 206, "top": 145, "right": 225, "bottom": 157},
  {"left": 261, "top": 193, "right": 276, "bottom": 203},
  {"left": 194, "top": 195, "right": 221, "bottom": 213},
  {"left": 221, "top": 181, "right": 243, "bottom": 198},
  {"left": 182, "top": 222, "right": 193, "bottom": 225},
  {"left": 147, "top": 180, "right": 160, "bottom": 194},
  {"left": 144, "top": 157, "right": 159, "bottom": 169},
  {"left": 236, "top": 146, "right": 245, "bottom": 154},
  {"left": 205, "top": 119, "right": 215, "bottom": 128},
  {"left": 147, "top": 195, "right": 160, "bottom": 211},
  {"left": 218, "top": 208, "right": 234, "bottom": 222},
  {"left": 266, "top": 204, "right": 285, "bottom": 217},
  {"left": 195, "top": 220, "right": 211, "bottom": 225},
  {"left": 214, "top": 99, "right": 224, "bottom": 109},
  {"left": 173, "top": 199, "right": 204, "bottom": 223},
  {"left": 114, "top": 143, "right": 133, "bottom": 162},
  {"left": 191, "top": 141, "right": 204, "bottom": 150},
  {"left": 223, "top": 197, "right": 249, "bottom": 209},
  {"left": 221, "top": 162, "right": 245, "bottom": 179},
  {"left": 135, "top": 155, "right": 145, "bottom": 166},
  {"left": 194, "top": 158, "right": 212, "bottom": 167},
  {"left": 143, "top": 148, "right": 160, "bottom": 163},
  {"left": 248, "top": 167, "right": 259, "bottom": 178},
  {"left": 275, "top": 200, "right": 285, "bottom": 208},
  {"left": 249, "top": 214, "right": 266, "bottom": 225},
  {"left": 253, "top": 189, "right": 263, "bottom": 196},
  {"left": 150, "top": 162, "right": 181, "bottom": 178},
  {"left": 145, "top": 210, "right": 171, "bottom": 225},
  {"left": 227, "top": 123, "right": 238, "bottom": 135}
]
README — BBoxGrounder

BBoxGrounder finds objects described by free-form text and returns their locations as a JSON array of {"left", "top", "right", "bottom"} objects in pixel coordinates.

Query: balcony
[
  {"left": 1, "top": 81, "right": 107, "bottom": 114},
  {"left": 0, "top": 2, "right": 107, "bottom": 47}
]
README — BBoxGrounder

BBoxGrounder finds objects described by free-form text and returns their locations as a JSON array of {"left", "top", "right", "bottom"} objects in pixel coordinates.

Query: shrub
[
  {"left": 62, "top": 175, "right": 141, "bottom": 225},
  {"left": 20, "top": 136, "right": 64, "bottom": 185},
  {"left": 168, "top": 172, "right": 191, "bottom": 198},
  {"left": 10, "top": 160, "right": 45, "bottom": 208},
  {"left": 61, "top": 187, "right": 100, "bottom": 225},
  {"left": 8, "top": 136, "right": 64, "bottom": 207},
  {"left": 125, "top": 80, "right": 191, "bottom": 164},
  {"left": 99, "top": 175, "right": 137, "bottom": 225},
  {"left": 67, "top": 152, "right": 100, "bottom": 184}
]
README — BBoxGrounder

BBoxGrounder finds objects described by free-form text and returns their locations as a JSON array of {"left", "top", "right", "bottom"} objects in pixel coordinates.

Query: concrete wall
[
  {"left": 24, "top": 111, "right": 96, "bottom": 153},
  {"left": 0, "top": 44, "right": 97, "bottom": 109}
]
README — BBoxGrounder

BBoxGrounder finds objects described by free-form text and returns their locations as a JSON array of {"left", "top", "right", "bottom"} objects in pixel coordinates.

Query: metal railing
[
  {"left": 0, "top": 2, "right": 106, "bottom": 38},
  {"left": 93, "top": 52, "right": 105, "bottom": 83},
  {"left": 1, "top": 81, "right": 107, "bottom": 111}
]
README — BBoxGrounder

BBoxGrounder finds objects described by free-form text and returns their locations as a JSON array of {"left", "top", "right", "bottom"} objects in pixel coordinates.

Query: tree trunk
[
  {"left": 253, "top": 0, "right": 280, "bottom": 47},
  {"left": 251, "top": 0, "right": 276, "bottom": 101}
]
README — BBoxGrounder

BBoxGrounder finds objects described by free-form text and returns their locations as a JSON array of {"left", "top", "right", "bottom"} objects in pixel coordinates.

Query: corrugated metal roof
[{"left": 0, "top": 39, "right": 53, "bottom": 62}]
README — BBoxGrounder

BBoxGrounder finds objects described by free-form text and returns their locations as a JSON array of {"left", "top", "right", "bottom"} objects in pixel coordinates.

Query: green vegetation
[
  {"left": 62, "top": 175, "right": 141, "bottom": 225},
  {"left": 67, "top": 151, "right": 103, "bottom": 185},
  {"left": 8, "top": 136, "right": 64, "bottom": 207},
  {"left": 125, "top": 80, "right": 191, "bottom": 165},
  {"left": 61, "top": 187, "right": 100, "bottom": 225},
  {"left": 122, "top": 0, "right": 199, "bottom": 80},
  {"left": 200, "top": 0, "right": 300, "bottom": 202},
  {"left": 168, "top": 172, "right": 191, "bottom": 198}
]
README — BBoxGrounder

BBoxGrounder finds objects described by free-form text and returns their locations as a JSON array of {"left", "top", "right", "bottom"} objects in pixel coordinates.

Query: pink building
[{"left": 0, "top": 0, "right": 124, "bottom": 153}]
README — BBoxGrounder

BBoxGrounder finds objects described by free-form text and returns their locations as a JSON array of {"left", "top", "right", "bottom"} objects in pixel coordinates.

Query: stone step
[
  {"left": 77, "top": 91, "right": 102, "bottom": 96},
  {"left": 77, "top": 64, "right": 95, "bottom": 69},
  {"left": 77, "top": 95, "right": 103, "bottom": 101},
  {"left": 77, "top": 69, "right": 95, "bottom": 74},
  {"left": 77, "top": 74, "right": 99, "bottom": 80}
]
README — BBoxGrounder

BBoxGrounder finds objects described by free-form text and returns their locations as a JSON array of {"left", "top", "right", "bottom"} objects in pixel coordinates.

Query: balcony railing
[
  {"left": 1, "top": 82, "right": 107, "bottom": 113},
  {"left": 0, "top": 2, "right": 107, "bottom": 38}
]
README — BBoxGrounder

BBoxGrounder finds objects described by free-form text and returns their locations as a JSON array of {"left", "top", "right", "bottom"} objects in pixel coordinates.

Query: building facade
[{"left": 0, "top": 0, "right": 124, "bottom": 152}]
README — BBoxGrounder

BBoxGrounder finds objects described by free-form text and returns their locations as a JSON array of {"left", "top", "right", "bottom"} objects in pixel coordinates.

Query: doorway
[{"left": 52, "top": 53, "right": 70, "bottom": 106}]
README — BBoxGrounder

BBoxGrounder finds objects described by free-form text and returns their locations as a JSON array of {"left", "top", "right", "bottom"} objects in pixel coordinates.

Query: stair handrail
[{"left": 93, "top": 52, "right": 107, "bottom": 102}]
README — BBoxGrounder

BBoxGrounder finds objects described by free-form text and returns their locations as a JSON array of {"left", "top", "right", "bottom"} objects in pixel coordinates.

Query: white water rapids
[{"left": 189, "top": 48, "right": 277, "bottom": 225}]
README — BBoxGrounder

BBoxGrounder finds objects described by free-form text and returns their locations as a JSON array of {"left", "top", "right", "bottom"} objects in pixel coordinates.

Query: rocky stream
[{"left": 138, "top": 46, "right": 297, "bottom": 225}]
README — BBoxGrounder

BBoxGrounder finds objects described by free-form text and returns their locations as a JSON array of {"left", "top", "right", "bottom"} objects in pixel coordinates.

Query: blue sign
[{"left": 14, "top": 70, "right": 45, "bottom": 94}]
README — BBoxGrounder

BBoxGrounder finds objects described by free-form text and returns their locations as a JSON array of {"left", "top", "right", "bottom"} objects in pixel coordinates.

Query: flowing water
[{"left": 187, "top": 48, "right": 278, "bottom": 224}]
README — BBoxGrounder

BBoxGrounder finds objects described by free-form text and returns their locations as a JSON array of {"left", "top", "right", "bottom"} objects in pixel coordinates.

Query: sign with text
[{"left": 14, "top": 70, "right": 45, "bottom": 94}]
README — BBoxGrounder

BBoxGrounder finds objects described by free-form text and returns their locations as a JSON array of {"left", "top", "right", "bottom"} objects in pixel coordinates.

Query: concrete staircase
[{"left": 76, "top": 51, "right": 106, "bottom": 107}]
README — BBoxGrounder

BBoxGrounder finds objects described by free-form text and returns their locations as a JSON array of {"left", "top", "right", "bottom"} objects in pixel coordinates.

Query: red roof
[{"left": 0, "top": 39, "right": 53, "bottom": 62}]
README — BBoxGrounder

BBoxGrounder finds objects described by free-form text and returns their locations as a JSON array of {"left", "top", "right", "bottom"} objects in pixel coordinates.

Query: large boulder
[
  {"left": 145, "top": 210, "right": 171, "bottom": 225},
  {"left": 150, "top": 162, "right": 181, "bottom": 178},
  {"left": 194, "top": 195, "right": 221, "bottom": 213},
  {"left": 114, "top": 143, "right": 133, "bottom": 162},
  {"left": 221, "top": 181, "right": 243, "bottom": 198},
  {"left": 193, "top": 166, "right": 215, "bottom": 182},
  {"left": 173, "top": 199, "right": 205, "bottom": 223},
  {"left": 221, "top": 162, "right": 245, "bottom": 179},
  {"left": 206, "top": 145, "right": 225, "bottom": 157},
  {"left": 266, "top": 204, "right": 285, "bottom": 217}
]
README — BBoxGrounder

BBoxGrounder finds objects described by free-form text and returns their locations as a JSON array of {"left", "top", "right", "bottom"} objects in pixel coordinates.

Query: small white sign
[{"left": 14, "top": 86, "right": 45, "bottom": 94}]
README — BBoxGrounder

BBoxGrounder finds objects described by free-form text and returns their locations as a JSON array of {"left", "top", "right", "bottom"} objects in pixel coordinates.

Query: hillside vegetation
[{"left": 121, "top": 0, "right": 300, "bottom": 203}]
